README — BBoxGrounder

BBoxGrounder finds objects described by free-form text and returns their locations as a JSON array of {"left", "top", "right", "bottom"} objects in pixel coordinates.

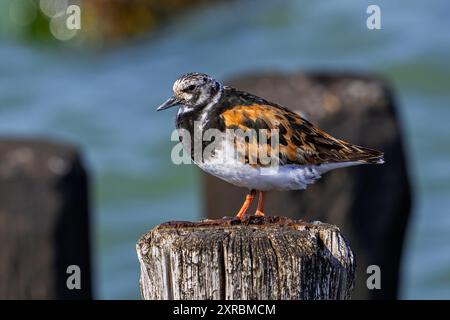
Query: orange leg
[
  {"left": 236, "top": 189, "right": 256, "bottom": 220},
  {"left": 255, "top": 191, "right": 266, "bottom": 217}
]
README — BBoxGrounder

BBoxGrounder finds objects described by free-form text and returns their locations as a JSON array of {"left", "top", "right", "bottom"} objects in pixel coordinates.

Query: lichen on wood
[{"left": 137, "top": 216, "right": 355, "bottom": 300}]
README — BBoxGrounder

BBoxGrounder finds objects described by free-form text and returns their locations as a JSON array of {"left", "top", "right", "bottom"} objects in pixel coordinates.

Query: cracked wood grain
[{"left": 137, "top": 216, "right": 355, "bottom": 300}]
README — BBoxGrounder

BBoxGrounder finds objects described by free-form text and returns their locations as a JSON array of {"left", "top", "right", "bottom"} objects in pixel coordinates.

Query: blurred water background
[{"left": 0, "top": 0, "right": 449, "bottom": 299}]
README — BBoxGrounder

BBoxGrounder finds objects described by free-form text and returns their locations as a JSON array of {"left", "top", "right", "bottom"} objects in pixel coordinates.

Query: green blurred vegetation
[{"left": 1, "top": 0, "right": 216, "bottom": 46}]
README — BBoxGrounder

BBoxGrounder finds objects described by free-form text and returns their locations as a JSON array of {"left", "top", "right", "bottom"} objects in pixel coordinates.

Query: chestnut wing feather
[{"left": 219, "top": 103, "right": 384, "bottom": 166}]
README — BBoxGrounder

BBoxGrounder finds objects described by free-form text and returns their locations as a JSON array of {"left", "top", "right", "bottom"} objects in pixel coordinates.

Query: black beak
[{"left": 157, "top": 96, "right": 179, "bottom": 111}]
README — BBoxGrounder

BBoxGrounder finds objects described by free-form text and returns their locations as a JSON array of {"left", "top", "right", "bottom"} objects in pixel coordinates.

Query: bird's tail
[{"left": 353, "top": 145, "right": 385, "bottom": 164}]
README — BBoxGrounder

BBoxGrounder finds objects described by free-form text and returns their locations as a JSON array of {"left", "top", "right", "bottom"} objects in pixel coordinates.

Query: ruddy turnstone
[{"left": 157, "top": 72, "right": 384, "bottom": 220}]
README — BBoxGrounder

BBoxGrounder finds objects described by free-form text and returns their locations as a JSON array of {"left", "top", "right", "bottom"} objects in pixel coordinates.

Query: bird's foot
[{"left": 255, "top": 210, "right": 265, "bottom": 217}]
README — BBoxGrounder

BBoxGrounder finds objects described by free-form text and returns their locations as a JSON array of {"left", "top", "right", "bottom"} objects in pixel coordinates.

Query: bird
[{"left": 157, "top": 72, "right": 384, "bottom": 220}]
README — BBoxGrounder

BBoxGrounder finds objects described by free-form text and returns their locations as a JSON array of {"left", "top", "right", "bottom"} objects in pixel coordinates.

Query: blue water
[{"left": 1, "top": 0, "right": 449, "bottom": 299}]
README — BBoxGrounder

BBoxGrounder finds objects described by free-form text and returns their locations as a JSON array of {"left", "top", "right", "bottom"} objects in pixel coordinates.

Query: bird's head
[{"left": 157, "top": 73, "right": 222, "bottom": 112}]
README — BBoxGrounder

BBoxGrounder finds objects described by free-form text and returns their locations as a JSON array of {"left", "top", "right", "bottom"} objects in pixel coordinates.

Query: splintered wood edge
[
  {"left": 136, "top": 216, "right": 347, "bottom": 259},
  {"left": 159, "top": 215, "right": 335, "bottom": 229}
]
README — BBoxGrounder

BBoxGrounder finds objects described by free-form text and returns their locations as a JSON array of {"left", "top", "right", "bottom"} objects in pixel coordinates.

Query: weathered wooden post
[
  {"left": 137, "top": 216, "right": 355, "bottom": 300},
  {"left": 0, "top": 138, "right": 92, "bottom": 299}
]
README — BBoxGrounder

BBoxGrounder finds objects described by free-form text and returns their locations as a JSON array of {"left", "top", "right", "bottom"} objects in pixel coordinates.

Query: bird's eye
[{"left": 185, "top": 85, "right": 196, "bottom": 91}]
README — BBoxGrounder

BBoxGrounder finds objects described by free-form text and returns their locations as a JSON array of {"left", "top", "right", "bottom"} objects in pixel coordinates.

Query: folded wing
[{"left": 219, "top": 103, "right": 384, "bottom": 166}]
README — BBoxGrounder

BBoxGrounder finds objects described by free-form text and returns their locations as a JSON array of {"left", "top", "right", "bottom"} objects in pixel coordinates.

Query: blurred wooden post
[
  {"left": 137, "top": 217, "right": 355, "bottom": 300},
  {"left": 204, "top": 72, "right": 411, "bottom": 299},
  {"left": 0, "top": 139, "right": 92, "bottom": 299}
]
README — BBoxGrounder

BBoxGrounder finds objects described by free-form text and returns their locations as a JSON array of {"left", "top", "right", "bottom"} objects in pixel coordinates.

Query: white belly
[
  {"left": 198, "top": 158, "right": 361, "bottom": 191},
  {"left": 182, "top": 131, "right": 361, "bottom": 191}
]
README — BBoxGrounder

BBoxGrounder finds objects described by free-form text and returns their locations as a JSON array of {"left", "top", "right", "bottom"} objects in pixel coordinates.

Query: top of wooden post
[{"left": 137, "top": 216, "right": 355, "bottom": 300}]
